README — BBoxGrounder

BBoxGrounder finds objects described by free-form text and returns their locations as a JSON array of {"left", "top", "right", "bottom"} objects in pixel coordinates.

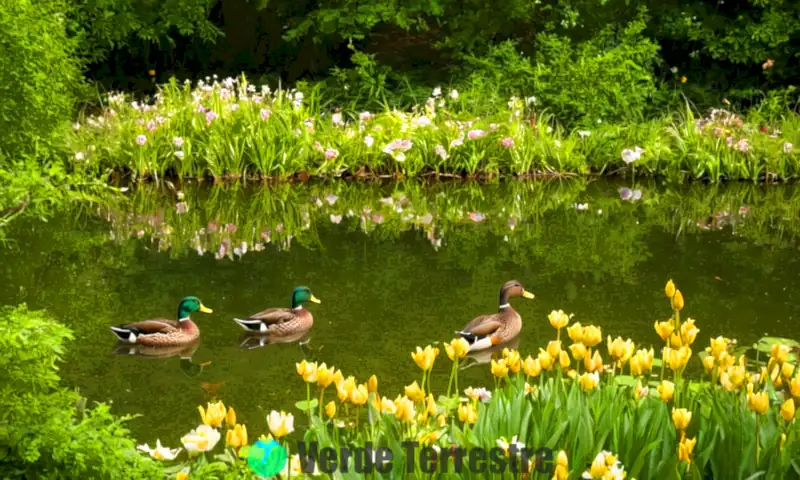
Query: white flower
[
  {"left": 432, "top": 87, "right": 442, "bottom": 97},
  {"left": 784, "top": 142, "right": 793, "bottom": 153},
  {"left": 137, "top": 439, "right": 181, "bottom": 460},
  {"left": 574, "top": 203, "right": 588, "bottom": 211},
  {"left": 175, "top": 151, "right": 185, "bottom": 159},
  {"left": 395, "top": 152, "right": 406, "bottom": 162},
  {"left": 364, "top": 135, "right": 374, "bottom": 148},
  {"left": 578, "top": 130, "right": 591, "bottom": 138},
  {"left": 267, "top": 411, "right": 295, "bottom": 437},
  {"left": 525, "top": 96, "right": 536, "bottom": 106},
  {"left": 597, "top": 209, "right": 603, "bottom": 215},
  {"left": 181, "top": 425, "right": 220, "bottom": 455},
  {"left": 412, "top": 116, "right": 432, "bottom": 127},
  {"left": 496, "top": 436, "right": 525, "bottom": 454},
  {"left": 449, "top": 89, "right": 459, "bottom": 100},
  {"left": 74, "top": 152, "right": 85, "bottom": 161},
  {"left": 332, "top": 112, "right": 343, "bottom": 126},
  {"left": 670, "top": 66, "right": 678, "bottom": 74},
  {"left": 621, "top": 146, "right": 644, "bottom": 164}
]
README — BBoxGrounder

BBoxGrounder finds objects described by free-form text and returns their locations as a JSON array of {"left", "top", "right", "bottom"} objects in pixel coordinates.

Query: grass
[
  {"left": 129, "top": 281, "right": 800, "bottom": 479},
  {"left": 68, "top": 76, "right": 800, "bottom": 183}
]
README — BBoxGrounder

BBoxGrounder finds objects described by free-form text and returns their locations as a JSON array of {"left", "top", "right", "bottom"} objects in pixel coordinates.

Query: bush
[
  {"left": 0, "top": 0, "right": 84, "bottom": 159},
  {"left": 0, "top": 304, "right": 161, "bottom": 479}
]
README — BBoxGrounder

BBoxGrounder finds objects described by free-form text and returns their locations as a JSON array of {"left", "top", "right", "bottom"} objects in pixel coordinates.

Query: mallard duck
[
  {"left": 233, "top": 286, "right": 320, "bottom": 335},
  {"left": 456, "top": 280, "right": 535, "bottom": 352},
  {"left": 110, "top": 296, "right": 213, "bottom": 346}
]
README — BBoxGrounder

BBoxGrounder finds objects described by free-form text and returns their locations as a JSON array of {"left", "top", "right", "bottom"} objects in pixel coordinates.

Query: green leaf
[{"left": 295, "top": 399, "right": 319, "bottom": 411}]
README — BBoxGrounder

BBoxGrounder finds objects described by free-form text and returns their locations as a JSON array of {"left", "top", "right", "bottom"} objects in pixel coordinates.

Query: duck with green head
[
  {"left": 110, "top": 296, "right": 213, "bottom": 346},
  {"left": 456, "top": 280, "right": 535, "bottom": 352},
  {"left": 233, "top": 286, "right": 320, "bottom": 336}
]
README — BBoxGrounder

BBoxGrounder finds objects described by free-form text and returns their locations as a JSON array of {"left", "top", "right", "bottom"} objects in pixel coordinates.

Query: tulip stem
[
  {"left": 306, "top": 383, "right": 312, "bottom": 422},
  {"left": 755, "top": 416, "right": 761, "bottom": 466},
  {"left": 319, "top": 389, "right": 325, "bottom": 418}
]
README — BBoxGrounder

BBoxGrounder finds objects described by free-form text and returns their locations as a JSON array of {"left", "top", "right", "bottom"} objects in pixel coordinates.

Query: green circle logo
[{"left": 247, "top": 439, "right": 287, "bottom": 477}]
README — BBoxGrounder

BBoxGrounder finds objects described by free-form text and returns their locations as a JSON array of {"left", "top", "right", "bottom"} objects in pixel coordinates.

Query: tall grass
[
  {"left": 69, "top": 76, "right": 800, "bottom": 183},
  {"left": 131, "top": 282, "right": 800, "bottom": 479}
]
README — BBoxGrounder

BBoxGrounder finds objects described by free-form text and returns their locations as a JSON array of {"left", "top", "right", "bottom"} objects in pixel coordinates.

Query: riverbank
[{"left": 69, "top": 76, "right": 800, "bottom": 184}]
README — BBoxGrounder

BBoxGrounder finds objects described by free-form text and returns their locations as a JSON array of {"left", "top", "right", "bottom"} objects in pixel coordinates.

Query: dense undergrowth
[{"left": 69, "top": 76, "right": 800, "bottom": 183}]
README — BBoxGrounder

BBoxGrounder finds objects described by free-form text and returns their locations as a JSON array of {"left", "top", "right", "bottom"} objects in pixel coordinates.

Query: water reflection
[{"left": 110, "top": 339, "right": 212, "bottom": 378}]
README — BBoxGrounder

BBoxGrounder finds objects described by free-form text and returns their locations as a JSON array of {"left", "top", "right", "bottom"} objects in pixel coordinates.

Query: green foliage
[
  {"left": 0, "top": 0, "right": 84, "bottom": 159},
  {"left": 532, "top": 16, "right": 661, "bottom": 125},
  {"left": 0, "top": 304, "right": 161, "bottom": 479},
  {"left": 67, "top": 0, "right": 221, "bottom": 65}
]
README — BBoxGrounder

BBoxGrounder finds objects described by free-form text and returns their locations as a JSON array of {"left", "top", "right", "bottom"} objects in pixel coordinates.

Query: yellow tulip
[
  {"left": 394, "top": 395, "right": 415, "bottom": 423},
  {"left": 771, "top": 343, "right": 790, "bottom": 363},
  {"left": 502, "top": 348, "right": 521, "bottom": 373},
  {"left": 380, "top": 396, "right": 397, "bottom": 415},
  {"left": 559, "top": 351, "right": 571, "bottom": 369},
  {"left": 717, "top": 351, "right": 735, "bottom": 370},
  {"left": 790, "top": 376, "right": 800, "bottom": 398},
  {"left": 444, "top": 338, "right": 470, "bottom": 360},
  {"left": 491, "top": 358, "right": 509, "bottom": 378},
  {"left": 552, "top": 451, "right": 569, "bottom": 480},
  {"left": 266, "top": 410, "right": 294, "bottom": 438},
  {"left": 680, "top": 319, "right": 699, "bottom": 345},
  {"left": 672, "top": 290, "right": 684, "bottom": 311},
  {"left": 296, "top": 359, "right": 309, "bottom": 376},
  {"left": 746, "top": 384, "right": 769, "bottom": 415},
  {"left": 722, "top": 364, "right": 746, "bottom": 391},
  {"left": 665, "top": 346, "right": 692, "bottom": 371},
  {"left": 325, "top": 401, "right": 336, "bottom": 418},
  {"left": 298, "top": 361, "right": 318, "bottom": 383},
  {"left": 458, "top": 402, "right": 478, "bottom": 424},
  {"left": 198, "top": 401, "right": 226, "bottom": 428},
  {"left": 437, "top": 414, "right": 447, "bottom": 427},
  {"left": 525, "top": 383, "right": 537, "bottom": 395},
  {"left": 654, "top": 320, "right": 674, "bottom": 342},
  {"left": 708, "top": 336, "right": 730, "bottom": 359},
  {"left": 332, "top": 369, "right": 344, "bottom": 386},
  {"left": 225, "top": 407, "right": 236, "bottom": 428},
  {"left": 425, "top": 394, "right": 437, "bottom": 416},
  {"left": 584, "top": 350, "right": 604, "bottom": 373},
  {"left": 176, "top": 472, "right": 189, "bottom": 480},
  {"left": 782, "top": 362, "right": 795, "bottom": 379},
  {"left": 368, "top": 375, "right": 378, "bottom": 394},
  {"left": 702, "top": 355, "right": 715, "bottom": 374},
  {"left": 411, "top": 345, "right": 440, "bottom": 371},
  {"left": 417, "top": 430, "right": 440, "bottom": 447},
  {"left": 567, "top": 322, "right": 584, "bottom": 343},
  {"left": 670, "top": 332, "right": 683, "bottom": 348},
  {"left": 582, "top": 325, "right": 603, "bottom": 347},
  {"left": 315, "top": 363, "right": 335, "bottom": 388},
  {"left": 672, "top": 408, "right": 692, "bottom": 431},
  {"left": 225, "top": 424, "right": 248, "bottom": 448},
  {"left": 548, "top": 310, "right": 570, "bottom": 330},
  {"left": 634, "top": 379, "right": 649, "bottom": 399},
  {"left": 336, "top": 376, "right": 356, "bottom": 403},
  {"left": 665, "top": 279, "right": 676, "bottom": 298},
  {"left": 350, "top": 384, "right": 368, "bottom": 405},
  {"left": 538, "top": 349, "right": 555, "bottom": 371},
  {"left": 658, "top": 380, "right": 675, "bottom": 403},
  {"left": 404, "top": 381, "right": 425, "bottom": 402},
  {"left": 547, "top": 340, "right": 562, "bottom": 359},
  {"left": 678, "top": 435, "right": 696, "bottom": 464},
  {"left": 578, "top": 372, "right": 600, "bottom": 392},
  {"left": 522, "top": 355, "right": 541, "bottom": 378},
  {"left": 781, "top": 398, "right": 795, "bottom": 422},
  {"left": 607, "top": 336, "right": 625, "bottom": 359},
  {"left": 568, "top": 343, "right": 587, "bottom": 362}
]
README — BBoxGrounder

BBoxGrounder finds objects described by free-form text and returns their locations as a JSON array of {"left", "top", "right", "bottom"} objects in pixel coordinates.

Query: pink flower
[
  {"left": 332, "top": 112, "right": 343, "bottom": 126},
  {"left": 196, "top": 105, "right": 207, "bottom": 113},
  {"left": 467, "top": 129, "right": 487, "bottom": 140},
  {"left": 325, "top": 148, "right": 339, "bottom": 160},
  {"left": 450, "top": 137, "right": 464, "bottom": 148},
  {"left": 207, "top": 222, "right": 218, "bottom": 232},
  {"left": 205, "top": 111, "right": 217, "bottom": 124},
  {"left": 313, "top": 141, "right": 324, "bottom": 152},
  {"left": 259, "top": 108, "right": 271, "bottom": 120},
  {"left": 176, "top": 202, "right": 188, "bottom": 214},
  {"left": 470, "top": 212, "right": 485, "bottom": 222},
  {"left": 489, "top": 123, "right": 498, "bottom": 130},
  {"left": 500, "top": 137, "right": 515, "bottom": 149},
  {"left": 359, "top": 111, "right": 373, "bottom": 122},
  {"left": 734, "top": 139, "right": 750, "bottom": 153},
  {"left": 364, "top": 135, "right": 374, "bottom": 148},
  {"left": 435, "top": 144, "right": 448, "bottom": 160},
  {"left": 225, "top": 223, "right": 237, "bottom": 233},
  {"left": 383, "top": 139, "right": 412, "bottom": 154},
  {"left": 136, "top": 134, "right": 147, "bottom": 146},
  {"left": 146, "top": 120, "right": 157, "bottom": 132},
  {"left": 173, "top": 137, "right": 184, "bottom": 147}
]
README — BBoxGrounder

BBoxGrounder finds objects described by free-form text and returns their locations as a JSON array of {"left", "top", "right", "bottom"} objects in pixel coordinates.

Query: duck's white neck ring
[
  {"left": 499, "top": 303, "right": 510, "bottom": 309},
  {"left": 179, "top": 317, "right": 191, "bottom": 322},
  {"left": 292, "top": 306, "right": 304, "bottom": 311}
]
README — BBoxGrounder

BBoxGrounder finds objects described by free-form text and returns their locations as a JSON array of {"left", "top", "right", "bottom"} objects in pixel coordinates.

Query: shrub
[
  {"left": 0, "top": 304, "right": 161, "bottom": 479},
  {"left": 0, "top": 0, "right": 84, "bottom": 159}
]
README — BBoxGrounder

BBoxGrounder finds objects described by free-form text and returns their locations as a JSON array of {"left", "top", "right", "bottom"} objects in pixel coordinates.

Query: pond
[{"left": 1, "top": 178, "right": 799, "bottom": 446}]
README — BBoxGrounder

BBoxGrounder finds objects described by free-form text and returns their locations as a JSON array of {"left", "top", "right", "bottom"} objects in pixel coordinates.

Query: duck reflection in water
[
  {"left": 110, "top": 338, "right": 212, "bottom": 378},
  {"left": 237, "top": 330, "right": 321, "bottom": 360},
  {"left": 460, "top": 335, "right": 521, "bottom": 370}
]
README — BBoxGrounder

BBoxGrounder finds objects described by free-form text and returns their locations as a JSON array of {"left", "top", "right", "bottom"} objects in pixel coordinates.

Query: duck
[
  {"left": 233, "top": 286, "right": 320, "bottom": 335},
  {"left": 110, "top": 296, "right": 213, "bottom": 346},
  {"left": 456, "top": 280, "right": 535, "bottom": 352}
]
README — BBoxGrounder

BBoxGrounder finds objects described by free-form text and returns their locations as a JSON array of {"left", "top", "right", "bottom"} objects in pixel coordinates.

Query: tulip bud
[
  {"left": 672, "top": 290, "right": 684, "bottom": 311},
  {"left": 665, "top": 279, "right": 676, "bottom": 298}
]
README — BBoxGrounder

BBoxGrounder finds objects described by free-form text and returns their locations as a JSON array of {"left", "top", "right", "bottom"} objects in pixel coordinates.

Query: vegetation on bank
[{"left": 68, "top": 76, "right": 800, "bottom": 182}]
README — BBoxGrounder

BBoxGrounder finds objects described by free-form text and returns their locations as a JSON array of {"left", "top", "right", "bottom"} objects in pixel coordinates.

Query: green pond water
[{"left": 1, "top": 178, "right": 799, "bottom": 446}]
